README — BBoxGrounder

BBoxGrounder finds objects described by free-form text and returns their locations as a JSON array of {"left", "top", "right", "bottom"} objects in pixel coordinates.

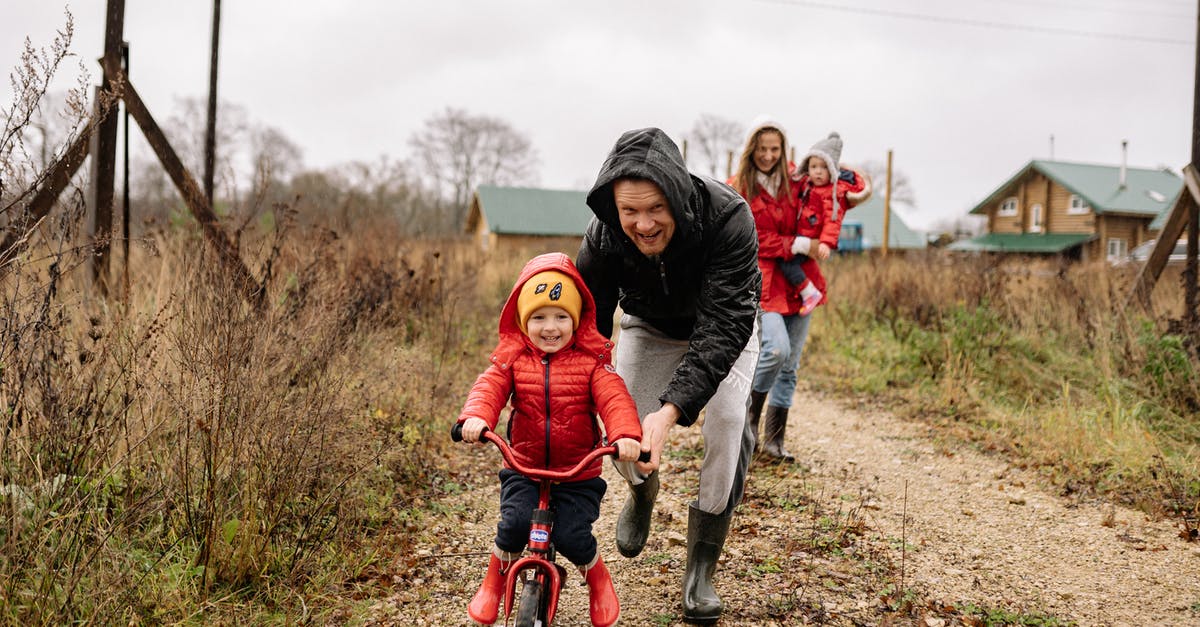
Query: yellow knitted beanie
[{"left": 516, "top": 270, "right": 582, "bottom": 332}]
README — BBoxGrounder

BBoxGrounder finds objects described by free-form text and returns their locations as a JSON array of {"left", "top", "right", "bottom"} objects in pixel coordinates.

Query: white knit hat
[{"left": 744, "top": 114, "right": 786, "bottom": 146}]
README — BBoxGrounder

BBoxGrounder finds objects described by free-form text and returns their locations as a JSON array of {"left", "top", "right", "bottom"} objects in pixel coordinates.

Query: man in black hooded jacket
[{"left": 576, "top": 127, "right": 761, "bottom": 624}]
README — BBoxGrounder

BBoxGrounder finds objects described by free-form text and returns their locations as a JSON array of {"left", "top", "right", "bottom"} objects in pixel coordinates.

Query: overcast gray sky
[{"left": 3, "top": 0, "right": 1195, "bottom": 230}]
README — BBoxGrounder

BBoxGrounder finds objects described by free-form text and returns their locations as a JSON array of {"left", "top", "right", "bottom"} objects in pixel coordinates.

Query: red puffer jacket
[
  {"left": 456, "top": 253, "right": 642, "bottom": 479},
  {"left": 795, "top": 169, "right": 870, "bottom": 249},
  {"left": 742, "top": 184, "right": 809, "bottom": 316}
]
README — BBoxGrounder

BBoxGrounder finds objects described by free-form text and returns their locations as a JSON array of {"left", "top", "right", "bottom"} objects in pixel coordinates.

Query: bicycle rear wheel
[{"left": 513, "top": 578, "right": 545, "bottom": 627}]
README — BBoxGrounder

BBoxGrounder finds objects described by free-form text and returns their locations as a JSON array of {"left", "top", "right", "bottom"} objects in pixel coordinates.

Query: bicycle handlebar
[{"left": 451, "top": 422, "right": 651, "bottom": 481}]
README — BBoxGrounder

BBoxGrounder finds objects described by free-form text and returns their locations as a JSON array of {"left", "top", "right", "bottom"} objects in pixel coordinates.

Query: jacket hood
[
  {"left": 491, "top": 252, "right": 612, "bottom": 366},
  {"left": 586, "top": 128, "right": 699, "bottom": 254}
]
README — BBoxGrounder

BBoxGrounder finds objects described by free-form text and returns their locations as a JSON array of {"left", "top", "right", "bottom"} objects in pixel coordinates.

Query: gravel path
[
  {"left": 369, "top": 389, "right": 1198, "bottom": 626},
  {"left": 787, "top": 389, "right": 1199, "bottom": 626}
]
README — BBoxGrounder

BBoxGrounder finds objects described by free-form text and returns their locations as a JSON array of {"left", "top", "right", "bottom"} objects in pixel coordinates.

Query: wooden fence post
[{"left": 107, "top": 64, "right": 260, "bottom": 305}]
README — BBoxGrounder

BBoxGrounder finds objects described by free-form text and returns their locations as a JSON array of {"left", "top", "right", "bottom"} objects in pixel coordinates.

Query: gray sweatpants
[{"left": 610, "top": 314, "right": 759, "bottom": 515}]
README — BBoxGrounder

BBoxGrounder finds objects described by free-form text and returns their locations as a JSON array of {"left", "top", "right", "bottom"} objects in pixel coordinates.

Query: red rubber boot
[
  {"left": 583, "top": 555, "right": 620, "bottom": 627},
  {"left": 467, "top": 554, "right": 506, "bottom": 625}
]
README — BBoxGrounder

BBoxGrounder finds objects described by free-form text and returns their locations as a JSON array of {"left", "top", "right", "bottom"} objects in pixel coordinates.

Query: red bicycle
[{"left": 451, "top": 423, "right": 648, "bottom": 627}]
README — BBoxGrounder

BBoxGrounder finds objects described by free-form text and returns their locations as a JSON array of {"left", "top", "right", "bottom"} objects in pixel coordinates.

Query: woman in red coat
[
  {"left": 731, "top": 118, "right": 871, "bottom": 463},
  {"left": 456, "top": 252, "right": 642, "bottom": 627},
  {"left": 729, "top": 115, "right": 808, "bottom": 462}
]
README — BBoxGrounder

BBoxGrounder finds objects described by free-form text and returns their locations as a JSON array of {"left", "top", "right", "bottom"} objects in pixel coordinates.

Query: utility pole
[
  {"left": 122, "top": 42, "right": 131, "bottom": 300},
  {"left": 883, "top": 150, "right": 893, "bottom": 258},
  {"left": 1187, "top": 0, "right": 1200, "bottom": 334},
  {"left": 203, "top": 0, "right": 222, "bottom": 206},
  {"left": 89, "top": 0, "right": 125, "bottom": 295}
]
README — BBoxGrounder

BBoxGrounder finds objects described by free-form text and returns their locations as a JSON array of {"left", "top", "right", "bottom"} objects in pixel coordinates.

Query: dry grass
[
  {"left": 813, "top": 250, "right": 1199, "bottom": 516},
  {"left": 0, "top": 197, "right": 538, "bottom": 622},
  {"left": 4, "top": 213, "right": 1195, "bottom": 622}
]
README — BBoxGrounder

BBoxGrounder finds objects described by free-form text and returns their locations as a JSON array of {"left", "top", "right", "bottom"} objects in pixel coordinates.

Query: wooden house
[
  {"left": 465, "top": 185, "right": 591, "bottom": 252},
  {"left": 949, "top": 160, "right": 1183, "bottom": 262}
]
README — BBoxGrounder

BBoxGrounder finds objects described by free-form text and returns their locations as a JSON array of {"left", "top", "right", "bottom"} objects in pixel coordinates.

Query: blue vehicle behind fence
[{"left": 838, "top": 221, "right": 864, "bottom": 254}]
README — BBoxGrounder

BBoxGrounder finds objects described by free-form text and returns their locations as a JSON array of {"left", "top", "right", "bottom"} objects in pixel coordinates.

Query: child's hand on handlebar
[
  {"left": 461, "top": 418, "right": 489, "bottom": 443},
  {"left": 611, "top": 437, "right": 641, "bottom": 462}
]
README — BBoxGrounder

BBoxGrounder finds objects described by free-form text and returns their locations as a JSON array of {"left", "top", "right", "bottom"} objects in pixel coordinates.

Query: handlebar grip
[
  {"left": 638, "top": 450, "right": 652, "bottom": 463},
  {"left": 451, "top": 422, "right": 489, "bottom": 442}
]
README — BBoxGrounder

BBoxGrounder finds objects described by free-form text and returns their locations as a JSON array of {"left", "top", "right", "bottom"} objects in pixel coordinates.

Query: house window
[
  {"left": 998, "top": 197, "right": 1018, "bottom": 217},
  {"left": 1029, "top": 203, "right": 1043, "bottom": 233},
  {"left": 1107, "top": 238, "right": 1126, "bottom": 261},
  {"left": 1068, "top": 194, "right": 1089, "bottom": 215}
]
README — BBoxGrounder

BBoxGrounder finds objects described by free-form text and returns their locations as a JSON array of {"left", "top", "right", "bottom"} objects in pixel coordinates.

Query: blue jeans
[{"left": 751, "top": 311, "right": 812, "bottom": 408}]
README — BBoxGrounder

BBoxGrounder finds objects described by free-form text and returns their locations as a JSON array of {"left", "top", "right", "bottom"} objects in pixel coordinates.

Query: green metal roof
[
  {"left": 947, "top": 232, "right": 1094, "bottom": 253},
  {"left": 473, "top": 185, "right": 591, "bottom": 236},
  {"left": 840, "top": 193, "right": 926, "bottom": 250},
  {"left": 969, "top": 160, "right": 1182, "bottom": 218}
]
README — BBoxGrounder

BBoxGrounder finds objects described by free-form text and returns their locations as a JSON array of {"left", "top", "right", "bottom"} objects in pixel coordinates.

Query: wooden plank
[
  {"left": 108, "top": 64, "right": 260, "bottom": 305},
  {"left": 1124, "top": 164, "right": 1200, "bottom": 312},
  {"left": 0, "top": 121, "right": 95, "bottom": 271}
]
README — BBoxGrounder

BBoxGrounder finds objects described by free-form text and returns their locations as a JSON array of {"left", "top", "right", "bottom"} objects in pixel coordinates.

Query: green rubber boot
[
  {"left": 761, "top": 405, "right": 795, "bottom": 463},
  {"left": 615, "top": 471, "right": 658, "bottom": 558},
  {"left": 681, "top": 504, "right": 732, "bottom": 624}
]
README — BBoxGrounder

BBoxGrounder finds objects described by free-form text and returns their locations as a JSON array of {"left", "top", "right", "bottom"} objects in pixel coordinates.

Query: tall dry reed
[{"left": 0, "top": 197, "right": 523, "bottom": 621}]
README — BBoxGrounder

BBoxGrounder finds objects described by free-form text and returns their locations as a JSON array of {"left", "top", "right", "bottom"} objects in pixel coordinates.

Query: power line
[
  {"left": 754, "top": 0, "right": 1193, "bottom": 46},
  {"left": 984, "top": 0, "right": 1192, "bottom": 20}
]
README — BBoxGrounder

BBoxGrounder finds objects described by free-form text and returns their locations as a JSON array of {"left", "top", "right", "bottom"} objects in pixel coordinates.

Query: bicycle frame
[{"left": 452, "top": 423, "right": 647, "bottom": 626}]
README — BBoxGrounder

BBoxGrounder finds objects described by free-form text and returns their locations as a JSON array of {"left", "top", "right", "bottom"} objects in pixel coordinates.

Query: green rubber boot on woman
[{"left": 761, "top": 405, "right": 795, "bottom": 462}]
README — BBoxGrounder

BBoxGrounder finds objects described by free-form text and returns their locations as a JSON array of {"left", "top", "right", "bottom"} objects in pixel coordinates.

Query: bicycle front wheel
[{"left": 513, "top": 578, "right": 545, "bottom": 627}]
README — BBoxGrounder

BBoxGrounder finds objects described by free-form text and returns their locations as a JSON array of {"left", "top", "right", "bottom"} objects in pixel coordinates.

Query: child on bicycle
[{"left": 456, "top": 252, "right": 643, "bottom": 627}]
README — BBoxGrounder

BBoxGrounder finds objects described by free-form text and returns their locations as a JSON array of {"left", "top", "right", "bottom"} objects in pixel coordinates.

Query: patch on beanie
[{"left": 533, "top": 282, "right": 564, "bottom": 299}]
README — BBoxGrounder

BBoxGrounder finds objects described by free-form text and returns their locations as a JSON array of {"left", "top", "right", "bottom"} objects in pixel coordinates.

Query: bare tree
[
  {"left": 407, "top": 107, "right": 539, "bottom": 224},
  {"left": 129, "top": 98, "right": 308, "bottom": 232},
  {"left": 162, "top": 96, "right": 250, "bottom": 206},
  {"left": 250, "top": 125, "right": 302, "bottom": 191},
  {"left": 685, "top": 113, "right": 743, "bottom": 178},
  {"left": 290, "top": 157, "right": 440, "bottom": 234},
  {"left": 860, "top": 159, "right": 917, "bottom": 209}
]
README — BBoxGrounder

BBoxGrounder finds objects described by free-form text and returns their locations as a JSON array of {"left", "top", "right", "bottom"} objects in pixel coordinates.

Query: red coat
[
  {"left": 742, "top": 183, "right": 813, "bottom": 316},
  {"left": 457, "top": 252, "right": 641, "bottom": 479},
  {"left": 795, "top": 171, "right": 870, "bottom": 249}
]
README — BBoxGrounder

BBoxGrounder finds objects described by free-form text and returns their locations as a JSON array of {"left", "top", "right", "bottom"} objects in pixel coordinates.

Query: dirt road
[
  {"left": 371, "top": 389, "right": 1198, "bottom": 625},
  {"left": 785, "top": 389, "right": 1197, "bottom": 626}
]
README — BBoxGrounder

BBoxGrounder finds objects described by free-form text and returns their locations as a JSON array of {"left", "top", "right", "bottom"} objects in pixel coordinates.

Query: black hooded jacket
[{"left": 576, "top": 128, "right": 761, "bottom": 426}]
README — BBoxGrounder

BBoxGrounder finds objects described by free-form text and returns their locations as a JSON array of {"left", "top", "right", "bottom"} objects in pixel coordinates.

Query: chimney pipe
[{"left": 1119, "top": 139, "right": 1128, "bottom": 188}]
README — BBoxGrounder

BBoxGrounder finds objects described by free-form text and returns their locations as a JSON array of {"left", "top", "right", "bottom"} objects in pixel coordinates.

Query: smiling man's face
[{"left": 613, "top": 178, "right": 675, "bottom": 257}]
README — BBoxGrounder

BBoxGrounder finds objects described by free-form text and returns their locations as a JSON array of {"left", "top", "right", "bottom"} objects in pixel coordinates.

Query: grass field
[{"left": 1, "top": 226, "right": 1196, "bottom": 622}]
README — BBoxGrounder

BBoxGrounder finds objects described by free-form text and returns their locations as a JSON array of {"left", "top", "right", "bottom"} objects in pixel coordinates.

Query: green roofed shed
[
  {"left": 466, "top": 185, "right": 592, "bottom": 251},
  {"left": 947, "top": 232, "right": 1094, "bottom": 253},
  {"left": 840, "top": 193, "right": 926, "bottom": 251}
]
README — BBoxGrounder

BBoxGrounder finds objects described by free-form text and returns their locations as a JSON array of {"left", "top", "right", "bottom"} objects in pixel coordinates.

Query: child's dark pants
[
  {"left": 779, "top": 255, "right": 810, "bottom": 285},
  {"left": 495, "top": 469, "right": 607, "bottom": 567}
]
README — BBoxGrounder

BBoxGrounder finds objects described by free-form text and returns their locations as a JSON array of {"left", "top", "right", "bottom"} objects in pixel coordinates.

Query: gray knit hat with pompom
[{"left": 801, "top": 131, "right": 844, "bottom": 220}]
